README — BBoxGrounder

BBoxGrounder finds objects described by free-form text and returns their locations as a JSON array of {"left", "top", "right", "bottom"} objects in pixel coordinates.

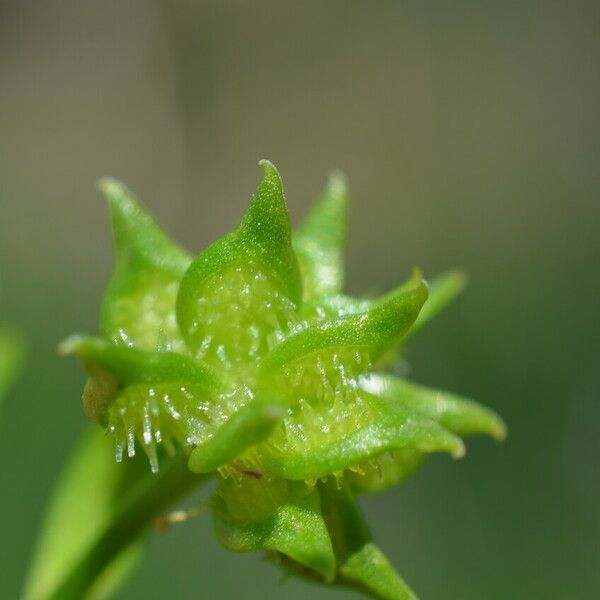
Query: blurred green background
[{"left": 1, "top": 1, "right": 598, "bottom": 598}]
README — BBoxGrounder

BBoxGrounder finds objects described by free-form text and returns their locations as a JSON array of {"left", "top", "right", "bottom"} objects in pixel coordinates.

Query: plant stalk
[{"left": 48, "top": 456, "right": 209, "bottom": 600}]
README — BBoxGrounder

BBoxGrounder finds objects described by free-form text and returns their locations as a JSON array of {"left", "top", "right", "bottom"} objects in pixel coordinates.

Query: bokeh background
[{"left": 1, "top": 1, "right": 598, "bottom": 598}]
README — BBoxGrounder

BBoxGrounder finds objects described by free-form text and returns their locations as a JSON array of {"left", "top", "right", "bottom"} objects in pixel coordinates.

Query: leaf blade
[
  {"left": 22, "top": 428, "right": 143, "bottom": 600},
  {"left": 214, "top": 478, "right": 336, "bottom": 580},
  {"left": 263, "top": 394, "right": 464, "bottom": 481},
  {"left": 407, "top": 269, "right": 467, "bottom": 338},
  {"left": 60, "top": 335, "right": 225, "bottom": 391},
  {"left": 259, "top": 280, "right": 428, "bottom": 376},
  {"left": 188, "top": 392, "right": 289, "bottom": 473},
  {"left": 362, "top": 373, "right": 506, "bottom": 440},
  {"left": 98, "top": 178, "right": 191, "bottom": 351},
  {"left": 24, "top": 428, "right": 208, "bottom": 600},
  {"left": 176, "top": 161, "right": 302, "bottom": 355},
  {"left": 0, "top": 326, "right": 25, "bottom": 406},
  {"left": 318, "top": 478, "right": 419, "bottom": 600},
  {"left": 294, "top": 171, "right": 348, "bottom": 300}
]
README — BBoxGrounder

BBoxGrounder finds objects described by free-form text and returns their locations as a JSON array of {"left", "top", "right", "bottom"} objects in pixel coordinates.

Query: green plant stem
[{"left": 48, "top": 456, "right": 209, "bottom": 600}]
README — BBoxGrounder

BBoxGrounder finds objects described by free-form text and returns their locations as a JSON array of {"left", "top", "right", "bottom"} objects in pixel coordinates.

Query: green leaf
[
  {"left": 22, "top": 428, "right": 142, "bottom": 600},
  {"left": 85, "top": 544, "right": 140, "bottom": 600},
  {"left": 318, "top": 477, "right": 370, "bottom": 560},
  {"left": 99, "top": 178, "right": 191, "bottom": 275},
  {"left": 258, "top": 280, "right": 428, "bottom": 376},
  {"left": 361, "top": 373, "right": 506, "bottom": 440},
  {"left": 60, "top": 336, "right": 233, "bottom": 472},
  {"left": 176, "top": 160, "right": 302, "bottom": 358},
  {"left": 60, "top": 335, "right": 225, "bottom": 391},
  {"left": 302, "top": 270, "right": 423, "bottom": 324},
  {"left": 341, "top": 544, "right": 418, "bottom": 600},
  {"left": 23, "top": 428, "right": 207, "bottom": 600},
  {"left": 238, "top": 161, "right": 302, "bottom": 304},
  {"left": 188, "top": 391, "right": 289, "bottom": 473},
  {"left": 348, "top": 374, "right": 505, "bottom": 493},
  {"left": 213, "top": 477, "right": 335, "bottom": 580},
  {"left": 324, "top": 269, "right": 461, "bottom": 365},
  {"left": 318, "top": 478, "right": 418, "bottom": 600},
  {"left": 98, "top": 178, "right": 191, "bottom": 352},
  {"left": 0, "top": 326, "right": 25, "bottom": 405},
  {"left": 302, "top": 293, "right": 373, "bottom": 321},
  {"left": 407, "top": 269, "right": 467, "bottom": 338},
  {"left": 262, "top": 394, "right": 464, "bottom": 481},
  {"left": 294, "top": 172, "right": 348, "bottom": 301}
]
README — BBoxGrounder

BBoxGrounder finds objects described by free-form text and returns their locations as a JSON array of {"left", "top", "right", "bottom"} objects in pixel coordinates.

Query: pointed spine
[{"left": 176, "top": 161, "right": 302, "bottom": 351}]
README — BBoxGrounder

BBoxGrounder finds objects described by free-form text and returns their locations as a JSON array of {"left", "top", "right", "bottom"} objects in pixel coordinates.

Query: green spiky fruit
[{"left": 63, "top": 160, "right": 505, "bottom": 600}]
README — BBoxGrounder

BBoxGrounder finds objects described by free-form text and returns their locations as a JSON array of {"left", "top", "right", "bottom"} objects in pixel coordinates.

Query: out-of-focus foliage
[{"left": 0, "top": 326, "right": 24, "bottom": 409}]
